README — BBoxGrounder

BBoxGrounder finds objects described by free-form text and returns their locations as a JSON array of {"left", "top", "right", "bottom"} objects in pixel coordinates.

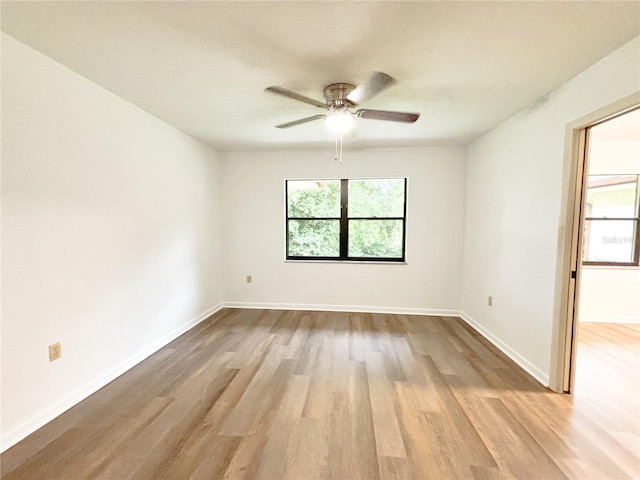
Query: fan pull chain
[{"left": 334, "top": 133, "right": 344, "bottom": 164}]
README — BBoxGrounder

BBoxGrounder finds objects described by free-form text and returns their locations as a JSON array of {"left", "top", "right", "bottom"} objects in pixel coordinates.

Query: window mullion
[{"left": 340, "top": 179, "right": 349, "bottom": 259}]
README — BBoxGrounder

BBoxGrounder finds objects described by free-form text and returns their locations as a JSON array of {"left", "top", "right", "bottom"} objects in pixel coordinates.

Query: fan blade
[
  {"left": 346, "top": 72, "right": 397, "bottom": 105},
  {"left": 276, "top": 114, "right": 326, "bottom": 129},
  {"left": 265, "top": 86, "right": 328, "bottom": 108},
  {"left": 356, "top": 109, "right": 420, "bottom": 123}
]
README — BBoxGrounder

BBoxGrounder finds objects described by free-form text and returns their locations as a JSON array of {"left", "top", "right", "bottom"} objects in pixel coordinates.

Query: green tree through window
[{"left": 286, "top": 178, "right": 407, "bottom": 261}]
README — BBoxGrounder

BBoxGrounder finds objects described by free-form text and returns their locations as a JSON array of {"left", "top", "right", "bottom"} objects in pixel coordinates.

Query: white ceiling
[{"left": 2, "top": 1, "right": 639, "bottom": 151}]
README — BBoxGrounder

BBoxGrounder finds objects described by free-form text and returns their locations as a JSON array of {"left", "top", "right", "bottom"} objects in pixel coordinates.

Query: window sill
[
  {"left": 582, "top": 264, "right": 640, "bottom": 270},
  {"left": 284, "top": 260, "right": 407, "bottom": 265}
]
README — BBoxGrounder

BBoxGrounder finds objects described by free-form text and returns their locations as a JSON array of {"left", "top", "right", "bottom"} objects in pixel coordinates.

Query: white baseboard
[
  {"left": 222, "top": 301, "right": 463, "bottom": 318},
  {"left": 0, "top": 303, "right": 224, "bottom": 453},
  {"left": 579, "top": 314, "right": 640, "bottom": 324},
  {"left": 458, "top": 311, "right": 550, "bottom": 387}
]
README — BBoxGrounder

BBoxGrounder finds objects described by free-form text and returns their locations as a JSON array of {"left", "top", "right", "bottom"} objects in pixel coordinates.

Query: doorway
[
  {"left": 574, "top": 108, "right": 640, "bottom": 419},
  {"left": 560, "top": 104, "right": 640, "bottom": 395}
]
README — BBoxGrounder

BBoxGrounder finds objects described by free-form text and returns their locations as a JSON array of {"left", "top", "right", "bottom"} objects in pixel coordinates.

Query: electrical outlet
[
  {"left": 246, "top": 275, "right": 252, "bottom": 284},
  {"left": 49, "top": 342, "right": 61, "bottom": 362},
  {"left": 488, "top": 296, "right": 493, "bottom": 307}
]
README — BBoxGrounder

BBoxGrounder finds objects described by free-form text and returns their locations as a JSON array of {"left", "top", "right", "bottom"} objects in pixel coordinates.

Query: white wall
[
  {"left": 579, "top": 267, "right": 640, "bottom": 323},
  {"left": 1, "top": 34, "right": 223, "bottom": 450},
  {"left": 461, "top": 36, "right": 640, "bottom": 384},
  {"left": 220, "top": 147, "right": 466, "bottom": 314}
]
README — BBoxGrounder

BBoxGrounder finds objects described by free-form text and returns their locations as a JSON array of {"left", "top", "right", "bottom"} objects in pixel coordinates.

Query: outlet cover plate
[{"left": 49, "top": 342, "right": 61, "bottom": 362}]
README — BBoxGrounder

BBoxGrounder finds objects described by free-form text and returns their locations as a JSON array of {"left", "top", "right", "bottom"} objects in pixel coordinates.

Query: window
[
  {"left": 286, "top": 178, "right": 407, "bottom": 261},
  {"left": 582, "top": 174, "right": 640, "bottom": 266}
]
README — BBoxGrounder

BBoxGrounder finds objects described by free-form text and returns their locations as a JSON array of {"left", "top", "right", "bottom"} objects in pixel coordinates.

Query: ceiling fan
[{"left": 265, "top": 72, "right": 420, "bottom": 133}]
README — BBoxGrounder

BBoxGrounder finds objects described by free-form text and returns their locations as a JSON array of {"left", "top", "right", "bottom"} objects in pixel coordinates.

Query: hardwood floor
[
  {"left": 2, "top": 310, "right": 639, "bottom": 479},
  {"left": 573, "top": 322, "right": 640, "bottom": 461}
]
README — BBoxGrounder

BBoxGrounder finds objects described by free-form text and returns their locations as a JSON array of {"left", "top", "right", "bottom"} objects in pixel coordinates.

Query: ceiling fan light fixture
[{"left": 325, "top": 110, "right": 354, "bottom": 134}]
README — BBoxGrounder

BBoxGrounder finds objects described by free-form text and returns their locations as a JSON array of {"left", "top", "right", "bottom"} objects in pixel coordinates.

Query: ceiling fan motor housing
[{"left": 323, "top": 83, "right": 356, "bottom": 108}]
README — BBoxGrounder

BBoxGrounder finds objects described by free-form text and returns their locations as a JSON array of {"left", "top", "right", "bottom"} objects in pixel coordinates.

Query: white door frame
[{"left": 550, "top": 93, "right": 640, "bottom": 393}]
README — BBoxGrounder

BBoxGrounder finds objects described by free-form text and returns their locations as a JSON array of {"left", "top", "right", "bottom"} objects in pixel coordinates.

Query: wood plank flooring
[
  {"left": 2, "top": 310, "right": 639, "bottom": 479},
  {"left": 573, "top": 321, "right": 640, "bottom": 468}
]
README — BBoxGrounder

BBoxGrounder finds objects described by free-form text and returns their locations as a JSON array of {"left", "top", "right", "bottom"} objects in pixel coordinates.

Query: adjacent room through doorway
[{"left": 573, "top": 107, "right": 640, "bottom": 434}]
